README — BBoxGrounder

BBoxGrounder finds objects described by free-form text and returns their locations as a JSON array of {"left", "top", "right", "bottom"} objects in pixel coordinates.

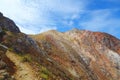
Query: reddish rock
[{"left": 31, "top": 29, "right": 120, "bottom": 80}]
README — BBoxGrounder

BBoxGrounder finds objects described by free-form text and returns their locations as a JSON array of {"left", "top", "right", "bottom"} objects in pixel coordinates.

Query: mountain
[{"left": 0, "top": 12, "right": 120, "bottom": 80}]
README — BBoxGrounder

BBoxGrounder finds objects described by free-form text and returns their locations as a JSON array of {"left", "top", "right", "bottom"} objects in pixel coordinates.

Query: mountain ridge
[{"left": 0, "top": 12, "right": 120, "bottom": 80}]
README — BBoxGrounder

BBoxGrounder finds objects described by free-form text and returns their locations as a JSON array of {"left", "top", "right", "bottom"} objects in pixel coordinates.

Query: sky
[{"left": 0, "top": 0, "right": 120, "bottom": 38}]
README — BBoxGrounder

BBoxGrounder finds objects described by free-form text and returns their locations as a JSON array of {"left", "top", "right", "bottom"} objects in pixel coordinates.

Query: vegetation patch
[
  {"left": 21, "top": 54, "right": 32, "bottom": 62},
  {"left": 40, "top": 73, "right": 48, "bottom": 79}
]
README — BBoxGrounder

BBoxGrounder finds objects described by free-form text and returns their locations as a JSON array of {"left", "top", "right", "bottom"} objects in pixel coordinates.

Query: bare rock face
[
  {"left": 0, "top": 12, "right": 3, "bottom": 18},
  {"left": 0, "top": 12, "right": 40, "bottom": 54},
  {"left": 31, "top": 29, "right": 120, "bottom": 80},
  {"left": 0, "top": 12, "right": 20, "bottom": 33}
]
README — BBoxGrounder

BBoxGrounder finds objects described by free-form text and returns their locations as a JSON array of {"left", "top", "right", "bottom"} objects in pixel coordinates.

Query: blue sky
[{"left": 0, "top": 0, "right": 120, "bottom": 38}]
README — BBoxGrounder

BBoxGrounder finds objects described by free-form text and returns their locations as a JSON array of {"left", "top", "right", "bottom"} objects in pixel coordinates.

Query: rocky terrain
[{"left": 0, "top": 12, "right": 120, "bottom": 80}]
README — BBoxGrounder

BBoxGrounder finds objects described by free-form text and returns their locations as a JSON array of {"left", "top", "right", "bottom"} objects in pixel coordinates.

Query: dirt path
[{"left": 6, "top": 51, "right": 38, "bottom": 80}]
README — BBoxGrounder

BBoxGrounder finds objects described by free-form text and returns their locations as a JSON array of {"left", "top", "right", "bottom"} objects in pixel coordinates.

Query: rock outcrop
[
  {"left": 0, "top": 44, "right": 15, "bottom": 80},
  {"left": 0, "top": 12, "right": 20, "bottom": 33}
]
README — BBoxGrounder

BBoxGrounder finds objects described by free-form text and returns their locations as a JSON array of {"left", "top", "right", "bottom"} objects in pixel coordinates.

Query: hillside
[{"left": 0, "top": 12, "right": 120, "bottom": 80}]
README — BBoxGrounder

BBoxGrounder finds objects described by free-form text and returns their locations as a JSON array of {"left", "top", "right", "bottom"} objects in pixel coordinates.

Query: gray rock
[
  {"left": 0, "top": 12, "right": 20, "bottom": 33},
  {"left": 0, "top": 60, "right": 7, "bottom": 69},
  {"left": 0, "top": 70, "right": 14, "bottom": 80},
  {"left": 0, "top": 12, "right": 3, "bottom": 18}
]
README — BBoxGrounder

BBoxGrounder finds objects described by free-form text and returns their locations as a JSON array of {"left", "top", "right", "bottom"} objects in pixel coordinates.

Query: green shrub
[
  {"left": 40, "top": 73, "right": 48, "bottom": 79},
  {"left": 38, "top": 66, "right": 52, "bottom": 80},
  {"left": 41, "top": 66, "right": 50, "bottom": 75},
  {"left": 21, "top": 54, "right": 32, "bottom": 62},
  {"left": 8, "top": 47, "right": 13, "bottom": 51}
]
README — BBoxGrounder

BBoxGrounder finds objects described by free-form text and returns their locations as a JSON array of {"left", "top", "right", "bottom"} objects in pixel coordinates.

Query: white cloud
[
  {"left": 19, "top": 25, "right": 57, "bottom": 34},
  {"left": 2, "top": 0, "right": 119, "bottom": 38},
  {"left": 0, "top": 0, "right": 36, "bottom": 22},
  {"left": 80, "top": 10, "right": 111, "bottom": 30},
  {"left": 0, "top": 0, "right": 85, "bottom": 34},
  {"left": 79, "top": 9, "right": 120, "bottom": 37}
]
